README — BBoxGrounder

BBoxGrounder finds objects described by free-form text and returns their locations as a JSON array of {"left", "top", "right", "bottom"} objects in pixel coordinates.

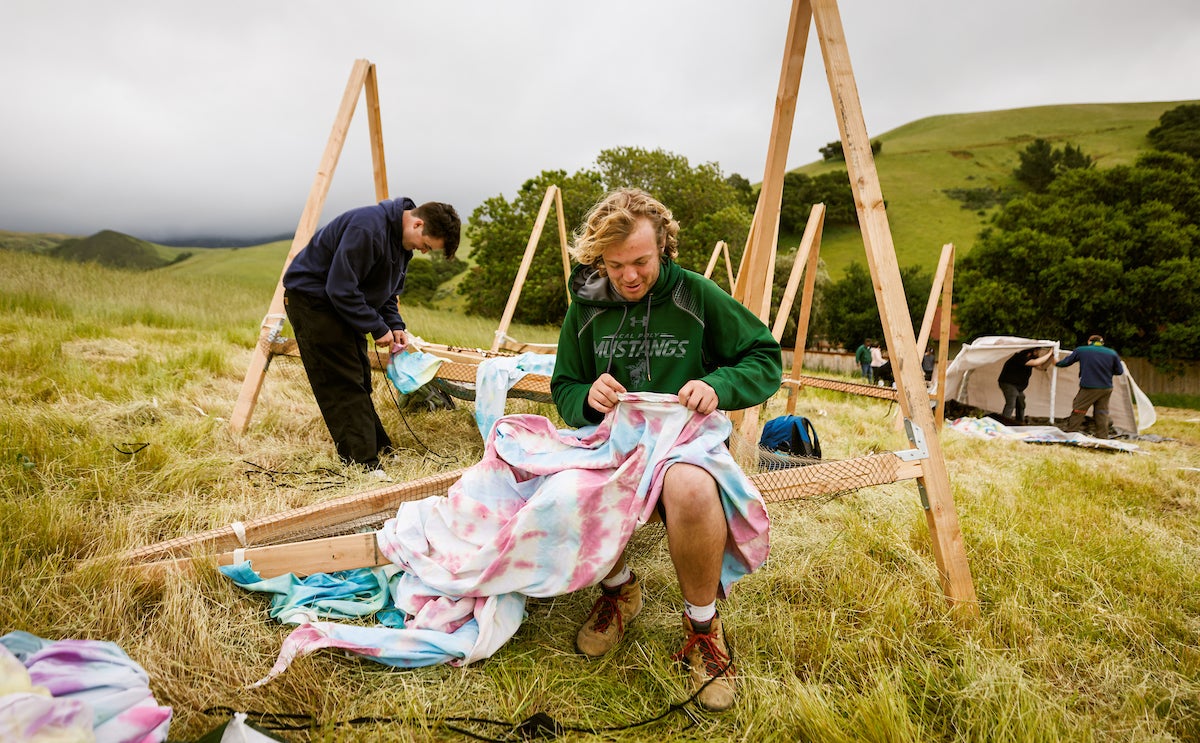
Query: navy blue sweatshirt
[
  {"left": 282, "top": 197, "right": 414, "bottom": 339},
  {"left": 1056, "top": 343, "right": 1124, "bottom": 389}
]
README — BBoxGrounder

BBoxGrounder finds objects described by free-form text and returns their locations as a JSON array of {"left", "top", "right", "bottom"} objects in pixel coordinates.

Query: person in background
[
  {"left": 1056, "top": 334, "right": 1124, "bottom": 437},
  {"left": 922, "top": 347, "right": 936, "bottom": 382},
  {"left": 282, "top": 197, "right": 461, "bottom": 474},
  {"left": 997, "top": 346, "right": 1054, "bottom": 424},
  {"left": 869, "top": 340, "right": 886, "bottom": 385},
  {"left": 855, "top": 339, "right": 873, "bottom": 381},
  {"left": 551, "top": 188, "right": 782, "bottom": 712}
]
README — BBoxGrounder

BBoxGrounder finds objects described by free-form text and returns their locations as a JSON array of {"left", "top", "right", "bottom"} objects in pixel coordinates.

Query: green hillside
[
  {"left": 785, "top": 99, "right": 1199, "bottom": 277},
  {"left": 49, "top": 230, "right": 192, "bottom": 270}
]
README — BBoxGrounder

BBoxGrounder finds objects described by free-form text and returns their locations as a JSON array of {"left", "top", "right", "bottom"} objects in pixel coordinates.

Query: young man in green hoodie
[{"left": 551, "top": 188, "right": 782, "bottom": 711}]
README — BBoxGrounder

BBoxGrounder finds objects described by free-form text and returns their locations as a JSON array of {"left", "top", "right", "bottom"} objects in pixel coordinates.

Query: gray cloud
[{"left": 1, "top": 0, "right": 1197, "bottom": 239}]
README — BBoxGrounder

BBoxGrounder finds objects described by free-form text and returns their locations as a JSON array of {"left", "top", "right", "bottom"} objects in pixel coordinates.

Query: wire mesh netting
[{"left": 136, "top": 340, "right": 918, "bottom": 570}]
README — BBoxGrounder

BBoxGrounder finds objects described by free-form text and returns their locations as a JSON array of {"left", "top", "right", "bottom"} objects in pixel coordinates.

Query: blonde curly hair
[{"left": 569, "top": 188, "right": 679, "bottom": 270}]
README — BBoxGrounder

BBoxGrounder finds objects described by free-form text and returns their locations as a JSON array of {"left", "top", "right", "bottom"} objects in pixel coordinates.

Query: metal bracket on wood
[
  {"left": 899, "top": 417, "right": 932, "bottom": 510},
  {"left": 897, "top": 418, "right": 929, "bottom": 462}
]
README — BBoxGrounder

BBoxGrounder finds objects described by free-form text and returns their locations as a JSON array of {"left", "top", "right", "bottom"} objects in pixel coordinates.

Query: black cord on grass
[
  {"left": 200, "top": 648, "right": 732, "bottom": 741},
  {"left": 113, "top": 442, "right": 150, "bottom": 455},
  {"left": 241, "top": 461, "right": 349, "bottom": 492},
  {"left": 372, "top": 346, "right": 458, "bottom": 467}
]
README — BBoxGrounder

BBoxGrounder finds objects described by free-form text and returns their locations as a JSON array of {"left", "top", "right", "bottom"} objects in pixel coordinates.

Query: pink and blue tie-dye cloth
[
  {"left": 228, "top": 393, "right": 770, "bottom": 686},
  {"left": 0, "top": 631, "right": 171, "bottom": 742}
]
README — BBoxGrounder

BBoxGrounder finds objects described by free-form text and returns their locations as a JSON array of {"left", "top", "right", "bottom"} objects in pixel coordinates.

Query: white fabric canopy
[{"left": 943, "top": 336, "right": 1156, "bottom": 434}]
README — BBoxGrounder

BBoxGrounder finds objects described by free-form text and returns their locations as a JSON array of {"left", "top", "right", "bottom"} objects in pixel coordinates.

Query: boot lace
[
  {"left": 588, "top": 592, "right": 623, "bottom": 633},
  {"left": 674, "top": 629, "right": 732, "bottom": 678}
]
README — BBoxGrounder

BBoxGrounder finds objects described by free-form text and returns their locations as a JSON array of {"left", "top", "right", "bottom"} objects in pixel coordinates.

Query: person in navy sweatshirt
[
  {"left": 282, "top": 197, "right": 460, "bottom": 472},
  {"left": 1055, "top": 334, "right": 1124, "bottom": 437}
]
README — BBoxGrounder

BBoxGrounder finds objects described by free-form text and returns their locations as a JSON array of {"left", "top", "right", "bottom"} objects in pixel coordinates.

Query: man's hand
[
  {"left": 587, "top": 373, "right": 627, "bottom": 415},
  {"left": 377, "top": 329, "right": 408, "bottom": 354},
  {"left": 678, "top": 379, "right": 718, "bottom": 415}
]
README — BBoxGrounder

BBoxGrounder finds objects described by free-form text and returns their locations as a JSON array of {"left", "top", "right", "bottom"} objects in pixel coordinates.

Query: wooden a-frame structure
[
  {"left": 176, "top": 0, "right": 977, "bottom": 615},
  {"left": 230, "top": 59, "right": 388, "bottom": 435},
  {"left": 730, "top": 0, "right": 976, "bottom": 613},
  {"left": 489, "top": 184, "right": 571, "bottom": 354},
  {"left": 769, "top": 214, "right": 957, "bottom": 429}
]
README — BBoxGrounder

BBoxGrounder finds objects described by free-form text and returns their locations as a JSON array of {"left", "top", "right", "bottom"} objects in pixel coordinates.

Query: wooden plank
[
  {"left": 135, "top": 533, "right": 384, "bottom": 580},
  {"left": 915, "top": 243, "right": 953, "bottom": 354},
  {"left": 554, "top": 187, "right": 572, "bottom": 308},
  {"left": 782, "top": 207, "right": 825, "bottom": 415},
  {"left": 812, "top": 0, "right": 977, "bottom": 614},
  {"left": 491, "top": 185, "right": 558, "bottom": 352},
  {"left": 124, "top": 469, "right": 463, "bottom": 564},
  {"left": 730, "top": 0, "right": 814, "bottom": 455},
  {"left": 733, "top": 0, "right": 812, "bottom": 320},
  {"left": 230, "top": 59, "right": 372, "bottom": 435},
  {"left": 703, "top": 241, "right": 725, "bottom": 279},
  {"left": 772, "top": 203, "right": 825, "bottom": 341},
  {"left": 935, "top": 245, "right": 954, "bottom": 425},
  {"left": 364, "top": 63, "right": 389, "bottom": 201}
]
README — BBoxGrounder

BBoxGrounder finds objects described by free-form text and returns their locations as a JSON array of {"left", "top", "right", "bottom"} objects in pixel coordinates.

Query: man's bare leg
[
  {"left": 661, "top": 461, "right": 737, "bottom": 711},
  {"left": 661, "top": 462, "right": 725, "bottom": 605}
]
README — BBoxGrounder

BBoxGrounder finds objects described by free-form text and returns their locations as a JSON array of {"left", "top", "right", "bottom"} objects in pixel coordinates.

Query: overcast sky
[{"left": 2, "top": 1, "right": 1197, "bottom": 240}]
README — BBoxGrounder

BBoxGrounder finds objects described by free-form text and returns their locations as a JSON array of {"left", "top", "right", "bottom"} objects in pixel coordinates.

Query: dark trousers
[
  {"left": 999, "top": 382, "right": 1026, "bottom": 422},
  {"left": 284, "top": 289, "right": 392, "bottom": 468},
  {"left": 1066, "top": 387, "right": 1113, "bottom": 437}
]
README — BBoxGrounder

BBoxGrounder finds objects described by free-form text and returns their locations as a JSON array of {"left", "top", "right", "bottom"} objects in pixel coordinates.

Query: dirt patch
[{"left": 948, "top": 150, "right": 974, "bottom": 159}]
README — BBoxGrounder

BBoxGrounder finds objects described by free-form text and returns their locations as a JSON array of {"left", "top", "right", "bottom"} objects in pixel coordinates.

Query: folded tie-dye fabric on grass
[{"left": 0, "top": 630, "right": 171, "bottom": 742}]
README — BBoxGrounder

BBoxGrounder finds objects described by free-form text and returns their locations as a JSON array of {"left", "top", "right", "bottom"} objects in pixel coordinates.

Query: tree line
[
  {"left": 459, "top": 104, "right": 1200, "bottom": 364},
  {"left": 956, "top": 104, "right": 1200, "bottom": 365}
]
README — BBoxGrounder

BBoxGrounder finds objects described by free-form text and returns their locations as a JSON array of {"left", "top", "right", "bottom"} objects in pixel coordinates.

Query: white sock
[
  {"left": 684, "top": 601, "right": 716, "bottom": 625},
  {"left": 601, "top": 565, "right": 632, "bottom": 589}
]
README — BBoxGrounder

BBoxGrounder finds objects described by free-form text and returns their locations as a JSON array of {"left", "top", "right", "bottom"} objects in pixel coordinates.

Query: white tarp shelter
[{"left": 944, "top": 336, "right": 1156, "bottom": 434}]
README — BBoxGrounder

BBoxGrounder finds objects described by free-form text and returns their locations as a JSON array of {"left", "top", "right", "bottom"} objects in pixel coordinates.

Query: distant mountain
[
  {"left": 153, "top": 233, "right": 293, "bottom": 248},
  {"left": 52, "top": 230, "right": 188, "bottom": 270}
]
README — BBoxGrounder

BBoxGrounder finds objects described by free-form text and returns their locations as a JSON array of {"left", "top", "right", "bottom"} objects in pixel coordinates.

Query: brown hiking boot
[
  {"left": 674, "top": 613, "right": 736, "bottom": 712},
  {"left": 575, "top": 572, "right": 642, "bottom": 658}
]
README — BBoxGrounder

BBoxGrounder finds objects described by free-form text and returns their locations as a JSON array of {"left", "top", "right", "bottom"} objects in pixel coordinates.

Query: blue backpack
[{"left": 759, "top": 415, "right": 822, "bottom": 459}]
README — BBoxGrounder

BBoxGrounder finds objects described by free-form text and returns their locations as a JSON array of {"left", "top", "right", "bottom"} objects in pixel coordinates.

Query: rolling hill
[{"left": 783, "top": 99, "right": 1198, "bottom": 277}]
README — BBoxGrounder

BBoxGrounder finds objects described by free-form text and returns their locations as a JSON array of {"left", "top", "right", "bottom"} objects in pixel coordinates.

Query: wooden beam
[
  {"left": 915, "top": 243, "right": 954, "bottom": 354},
  {"left": 364, "top": 63, "right": 389, "bottom": 201},
  {"left": 703, "top": 240, "right": 725, "bottom": 279},
  {"left": 771, "top": 204, "right": 825, "bottom": 341},
  {"left": 491, "top": 185, "right": 559, "bottom": 352},
  {"left": 124, "top": 469, "right": 462, "bottom": 565},
  {"left": 230, "top": 59, "right": 373, "bottom": 435},
  {"left": 135, "top": 533, "right": 384, "bottom": 580},
  {"left": 733, "top": 0, "right": 812, "bottom": 321},
  {"left": 554, "top": 186, "right": 572, "bottom": 307},
  {"left": 935, "top": 244, "right": 954, "bottom": 426},
  {"left": 730, "top": 0, "right": 814, "bottom": 455},
  {"left": 812, "top": 0, "right": 977, "bottom": 614}
]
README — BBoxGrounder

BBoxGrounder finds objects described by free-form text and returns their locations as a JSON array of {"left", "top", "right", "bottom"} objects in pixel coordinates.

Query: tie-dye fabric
[
  {"left": 235, "top": 393, "right": 770, "bottom": 685},
  {"left": 471, "top": 352, "right": 557, "bottom": 439},
  {"left": 0, "top": 631, "right": 171, "bottom": 743}
]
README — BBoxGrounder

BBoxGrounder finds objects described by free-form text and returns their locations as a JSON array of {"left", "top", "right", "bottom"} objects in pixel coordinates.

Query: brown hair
[
  {"left": 413, "top": 201, "right": 461, "bottom": 259},
  {"left": 569, "top": 188, "right": 679, "bottom": 269}
]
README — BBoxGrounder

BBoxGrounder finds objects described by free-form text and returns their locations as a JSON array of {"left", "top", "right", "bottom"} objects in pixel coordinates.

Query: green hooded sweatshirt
[{"left": 551, "top": 259, "right": 783, "bottom": 428}]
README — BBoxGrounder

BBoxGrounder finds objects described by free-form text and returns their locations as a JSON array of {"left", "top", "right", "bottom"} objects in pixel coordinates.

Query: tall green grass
[{"left": 1, "top": 243, "right": 1198, "bottom": 741}]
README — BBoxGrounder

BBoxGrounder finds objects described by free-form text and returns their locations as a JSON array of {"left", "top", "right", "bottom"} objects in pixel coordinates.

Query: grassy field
[
  {"left": 783, "top": 100, "right": 1199, "bottom": 278},
  {"left": 2, "top": 233, "right": 1199, "bottom": 741}
]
